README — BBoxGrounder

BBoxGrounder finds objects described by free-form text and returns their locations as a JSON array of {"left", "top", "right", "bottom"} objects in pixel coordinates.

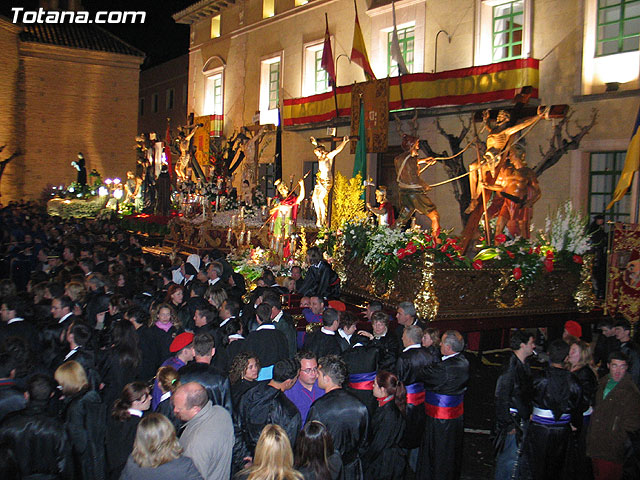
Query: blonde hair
[
  {"left": 205, "top": 286, "right": 228, "bottom": 309},
  {"left": 54, "top": 361, "right": 89, "bottom": 395},
  {"left": 157, "top": 366, "right": 181, "bottom": 394},
  {"left": 244, "top": 424, "right": 303, "bottom": 480},
  {"left": 64, "top": 281, "right": 86, "bottom": 302},
  {"left": 131, "top": 413, "right": 183, "bottom": 468},
  {"left": 569, "top": 340, "right": 596, "bottom": 374}
]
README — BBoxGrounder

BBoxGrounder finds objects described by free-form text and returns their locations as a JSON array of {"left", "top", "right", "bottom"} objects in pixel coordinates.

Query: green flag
[{"left": 353, "top": 101, "right": 366, "bottom": 179}]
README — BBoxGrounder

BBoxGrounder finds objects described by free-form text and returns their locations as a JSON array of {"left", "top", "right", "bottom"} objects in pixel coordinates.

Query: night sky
[{"left": 1, "top": 0, "right": 193, "bottom": 67}]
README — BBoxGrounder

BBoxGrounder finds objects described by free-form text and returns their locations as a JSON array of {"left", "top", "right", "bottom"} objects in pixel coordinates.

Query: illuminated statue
[
  {"left": 237, "top": 126, "right": 267, "bottom": 206},
  {"left": 175, "top": 123, "right": 200, "bottom": 181},
  {"left": 270, "top": 177, "right": 305, "bottom": 237},
  {"left": 310, "top": 135, "right": 350, "bottom": 227},
  {"left": 71, "top": 152, "right": 87, "bottom": 186},
  {"left": 366, "top": 186, "right": 395, "bottom": 226},
  {"left": 394, "top": 139, "right": 440, "bottom": 237}
]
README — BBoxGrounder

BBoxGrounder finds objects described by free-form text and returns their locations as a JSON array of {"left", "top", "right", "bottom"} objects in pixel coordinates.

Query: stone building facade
[
  {"left": 0, "top": 16, "right": 144, "bottom": 203},
  {"left": 173, "top": 0, "right": 639, "bottom": 233}
]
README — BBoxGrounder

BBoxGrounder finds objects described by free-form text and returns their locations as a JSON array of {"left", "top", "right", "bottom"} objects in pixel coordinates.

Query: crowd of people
[{"left": 0, "top": 201, "right": 638, "bottom": 480}]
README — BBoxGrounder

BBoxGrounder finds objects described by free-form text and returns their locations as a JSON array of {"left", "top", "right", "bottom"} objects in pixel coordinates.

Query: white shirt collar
[
  {"left": 442, "top": 352, "right": 460, "bottom": 361},
  {"left": 127, "top": 408, "right": 144, "bottom": 417},
  {"left": 160, "top": 391, "right": 171, "bottom": 402},
  {"left": 321, "top": 327, "right": 336, "bottom": 335},
  {"left": 228, "top": 334, "right": 245, "bottom": 340},
  {"left": 59, "top": 311, "right": 73, "bottom": 323},
  {"left": 257, "top": 323, "right": 276, "bottom": 330},
  {"left": 208, "top": 277, "right": 220, "bottom": 285},
  {"left": 338, "top": 329, "right": 352, "bottom": 341},
  {"left": 219, "top": 317, "right": 231, "bottom": 327},
  {"left": 273, "top": 311, "right": 283, "bottom": 323},
  {"left": 63, "top": 347, "right": 78, "bottom": 361},
  {"left": 403, "top": 343, "right": 421, "bottom": 353},
  {"left": 7, "top": 317, "right": 24, "bottom": 325}
]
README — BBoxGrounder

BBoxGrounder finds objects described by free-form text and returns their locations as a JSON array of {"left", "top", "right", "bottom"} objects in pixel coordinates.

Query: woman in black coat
[
  {"left": 105, "top": 382, "right": 151, "bottom": 480},
  {"left": 229, "top": 352, "right": 260, "bottom": 411},
  {"left": 362, "top": 370, "right": 408, "bottom": 480},
  {"left": 141, "top": 303, "right": 183, "bottom": 381},
  {"left": 294, "top": 420, "right": 343, "bottom": 480},
  {"left": 55, "top": 361, "right": 107, "bottom": 480}
]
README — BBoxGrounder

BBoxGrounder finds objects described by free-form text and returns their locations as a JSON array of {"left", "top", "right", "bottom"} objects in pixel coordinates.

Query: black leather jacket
[
  {"left": 494, "top": 352, "right": 533, "bottom": 433},
  {"left": 178, "top": 361, "right": 233, "bottom": 415}
]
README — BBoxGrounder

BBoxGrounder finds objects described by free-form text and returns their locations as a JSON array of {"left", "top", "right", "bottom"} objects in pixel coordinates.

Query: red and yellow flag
[{"left": 351, "top": 1, "right": 375, "bottom": 81}]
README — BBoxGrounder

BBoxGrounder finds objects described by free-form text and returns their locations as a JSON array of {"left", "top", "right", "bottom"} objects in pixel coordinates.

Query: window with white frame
[
  {"left": 204, "top": 70, "right": 223, "bottom": 116},
  {"left": 303, "top": 41, "right": 331, "bottom": 96},
  {"left": 387, "top": 24, "right": 415, "bottom": 75},
  {"left": 589, "top": 151, "right": 632, "bottom": 222},
  {"left": 475, "top": 0, "right": 531, "bottom": 66},
  {"left": 259, "top": 55, "right": 281, "bottom": 125}
]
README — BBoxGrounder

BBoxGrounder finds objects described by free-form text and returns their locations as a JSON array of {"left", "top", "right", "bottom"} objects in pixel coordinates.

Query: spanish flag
[
  {"left": 608, "top": 105, "right": 640, "bottom": 210},
  {"left": 351, "top": 0, "right": 376, "bottom": 81}
]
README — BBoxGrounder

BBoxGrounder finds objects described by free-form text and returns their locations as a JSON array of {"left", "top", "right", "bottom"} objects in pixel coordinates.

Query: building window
[
  {"left": 492, "top": 0, "right": 524, "bottom": 62},
  {"left": 259, "top": 163, "right": 276, "bottom": 197},
  {"left": 182, "top": 84, "right": 188, "bottom": 107},
  {"left": 303, "top": 41, "right": 330, "bottom": 96},
  {"left": 211, "top": 15, "right": 221, "bottom": 38},
  {"left": 596, "top": 0, "right": 640, "bottom": 56},
  {"left": 166, "top": 88, "right": 175, "bottom": 111},
  {"left": 204, "top": 71, "right": 223, "bottom": 116},
  {"left": 387, "top": 25, "right": 414, "bottom": 76},
  {"left": 263, "top": 0, "right": 275, "bottom": 19},
  {"left": 589, "top": 151, "right": 631, "bottom": 222},
  {"left": 295, "top": 0, "right": 308, "bottom": 5},
  {"left": 260, "top": 56, "right": 281, "bottom": 125},
  {"left": 139, "top": 98, "right": 144, "bottom": 116},
  {"left": 152, "top": 93, "right": 158, "bottom": 113}
]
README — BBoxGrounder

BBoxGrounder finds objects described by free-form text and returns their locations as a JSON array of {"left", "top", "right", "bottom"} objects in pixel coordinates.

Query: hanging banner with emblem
[
  {"left": 606, "top": 222, "right": 640, "bottom": 323},
  {"left": 350, "top": 78, "right": 389, "bottom": 153}
]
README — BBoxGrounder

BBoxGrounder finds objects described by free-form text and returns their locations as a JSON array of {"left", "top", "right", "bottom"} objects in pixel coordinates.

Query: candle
[
  {"left": 239, "top": 231, "right": 244, "bottom": 245},
  {"left": 247, "top": 230, "right": 251, "bottom": 244},
  {"left": 216, "top": 194, "right": 219, "bottom": 212},
  {"left": 227, "top": 228, "right": 232, "bottom": 243}
]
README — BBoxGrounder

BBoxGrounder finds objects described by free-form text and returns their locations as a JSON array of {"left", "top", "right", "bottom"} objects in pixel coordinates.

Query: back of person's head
[
  {"left": 318, "top": 354, "right": 347, "bottom": 386},
  {"left": 368, "top": 301, "right": 383, "bottom": 313},
  {"left": 398, "top": 301, "right": 416, "bottom": 318},
  {"left": 262, "top": 289, "right": 282, "bottom": 310},
  {"left": 338, "top": 311, "right": 357, "bottom": 330},
  {"left": 294, "top": 420, "right": 334, "bottom": 477},
  {"left": 189, "top": 280, "right": 208, "bottom": 298},
  {"left": 193, "top": 333, "right": 215, "bottom": 357},
  {"left": 1, "top": 296, "right": 25, "bottom": 317},
  {"left": 442, "top": 330, "right": 465, "bottom": 353},
  {"left": 0, "top": 353, "right": 15, "bottom": 379},
  {"left": 307, "top": 247, "right": 322, "bottom": 264},
  {"left": 403, "top": 325, "right": 423, "bottom": 345},
  {"left": 376, "top": 370, "right": 407, "bottom": 416},
  {"left": 262, "top": 270, "right": 276, "bottom": 286},
  {"left": 548, "top": 339, "right": 570, "bottom": 364},
  {"left": 272, "top": 358, "right": 299, "bottom": 383},
  {"left": 223, "top": 318, "right": 242, "bottom": 339},
  {"left": 251, "top": 424, "right": 301, "bottom": 479},
  {"left": 124, "top": 306, "right": 147, "bottom": 326},
  {"left": 223, "top": 298, "right": 241, "bottom": 317},
  {"left": 157, "top": 366, "right": 180, "bottom": 394},
  {"left": 27, "top": 374, "right": 55, "bottom": 403},
  {"left": 112, "top": 381, "right": 149, "bottom": 421},
  {"left": 322, "top": 308, "right": 338, "bottom": 328},
  {"left": 256, "top": 303, "right": 272, "bottom": 324},
  {"left": 180, "top": 382, "right": 209, "bottom": 410},
  {"left": 54, "top": 360, "right": 88, "bottom": 396},
  {"left": 131, "top": 413, "right": 183, "bottom": 468},
  {"left": 510, "top": 329, "right": 534, "bottom": 351},
  {"left": 69, "top": 321, "right": 92, "bottom": 347}
]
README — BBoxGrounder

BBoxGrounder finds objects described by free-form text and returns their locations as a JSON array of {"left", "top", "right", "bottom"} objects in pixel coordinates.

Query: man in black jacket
[
  {"left": 236, "top": 358, "right": 301, "bottom": 459},
  {"left": 0, "top": 295, "right": 39, "bottom": 353},
  {"left": 493, "top": 329, "right": 535, "bottom": 480},
  {"left": 303, "top": 308, "right": 342, "bottom": 359},
  {"left": 0, "top": 374, "right": 72, "bottom": 479},
  {"left": 179, "top": 333, "right": 233, "bottom": 415},
  {"left": 614, "top": 317, "right": 640, "bottom": 388},
  {"left": 307, "top": 354, "right": 369, "bottom": 480},
  {"left": 262, "top": 289, "right": 297, "bottom": 358},
  {"left": 418, "top": 330, "right": 469, "bottom": 480},
  {"left": 358, "top": 310, "right": 400, "bottom": 371},
  {"left": 0, "top": 353, "right": 25, "bottom": 423},
  {"left": 243, "top": 304, "right": 288, "bottom": 380}
]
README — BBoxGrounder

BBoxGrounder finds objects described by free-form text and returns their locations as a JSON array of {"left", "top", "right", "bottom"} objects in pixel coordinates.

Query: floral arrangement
[
  {"left": 473, "top": 202, "right": 590, "bottom": 284},
  {"left": 228, "top": 247, "right": 299, "bottom": 281}
]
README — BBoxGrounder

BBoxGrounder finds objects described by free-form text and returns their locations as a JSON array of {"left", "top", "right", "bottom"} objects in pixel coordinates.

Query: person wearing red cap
[
  {"left": 151, "top": 332, "right": 195, "bottom": 410},
  {"left": 563, "top": 320, "right": 582, "bottom": 343}
]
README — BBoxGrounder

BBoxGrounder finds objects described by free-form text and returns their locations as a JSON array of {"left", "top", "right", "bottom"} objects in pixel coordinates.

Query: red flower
[
  {"left": 506, "top": 250, "right": 515, "bottom": 259},
  {"left": 513, "top": 267, "right": 522, "bottom": 280},
  {"left": 528, "top": 248, "right": 533, "bottom": 254},
  {"left": 406, "top": 242, "right": 417, "bottom": 255},
  {"left": 495, "top": 233, "right": 507, "bottom": 244},
  {"left": 573, "top": 255, "right": 583, "bottom": 264},
  {"left": 534, "top": 245, "right": 541, "bottom": 254},
  {"left": 543, "top": 258, "right": 554, "bottom": 272},
  {"left": 397, "top": 248, "right": 407, "bottom": 259},
  {"left": 546, "top": 250, "right": 554, "bottom": 259},
  {"left": 424, "top": 234, "right": 432, "bottom": 242},
  {"left": 473, "top": 260, "right": 483, "bottom": 270},
  {"left": 446, "top": 253, "right": 453, "bottom": 259},
  {"left": 440, "top": 245, "right": 448, "bottom": 252}
]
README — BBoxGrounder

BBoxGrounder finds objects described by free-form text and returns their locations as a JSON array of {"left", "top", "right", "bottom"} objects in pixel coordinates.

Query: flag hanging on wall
[
  {"left": 608, "top": 104, "right": 640, "bottom": 210},
  {"left": 321, "top": 13, "right": 336, "bottom": 87},
  {"left": 390, "top": 0, "right": 409, "bottom": 75},
  {"left": 353, "top": 100, "right": 367, "bottom": 179},
  {"left": 351, "top": 0, "right": 376, "bottom": 81}
]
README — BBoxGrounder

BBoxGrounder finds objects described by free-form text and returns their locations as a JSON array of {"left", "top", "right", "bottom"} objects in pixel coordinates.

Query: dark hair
[
  {"left": 222, "top": 319, "right": 243, "bottom": 343},
  {"left": 109, "top": 294, "right": 131, "bottom": 313},
  {"left": 262, "top": 290, "right": 282, "bottom": 310},
  {"left": 376, "top": 370, "right": 407, "bottom": 416},
  {"left": 608, "top": 350, "right": 629, "bottom": 364},
  {"left": 338, "top": 311, "right": 357, "bottom": 329},
  {"left": 229, "top": 352, "right": 260, "bottom": 384},
  {"left": 318, "top": 354, "right": 346, "bottom": 386},
  {"left": 223, "top": 298, "right": 241, "bottom": 317},
  {"left": 112, "top": 382, "right": 149, "bottom": 421},
  {"left": 54, "top": 295, "right": 73, "bottom": 311},
  {"left": 27, "top": 373, "right": 55, "bottom": 402},
  {"left": 322, "top": 308, "right": 338, "bottom": 328},
  {"left": 190, "top": 280, "right": 208, "bottom": 298},
  {"left": 614, "top": 317, "right": 631, "bottom": 331},
  {"left": 548, "top": 339, "right": 570, "bottom": 364},
  {"left": 367, "top": 301, "right": 383, "bottom": 313},
  {"left": 256, "top": 303, "right": 272, "bottom": 324},
  {"left": 307, "top": 247, "right": 322, "bottom": 264},
  {"left": 597, "top": 318, "right": 616, "bottom": 330},
  {"left": 193, "top": 333, "right": 215, "bottom": 356},
  {"left": 0, "top": 296, "right": 25, "bottom": 317},
  {"left": 196, "top": 307, "right": 217, "bottom": 326},
  {"left": 272, "top": 358, "right": 299, "bottom": 382},
  {"left": 262, "top": 270, "right": 276, "bottom": 286},
  {"left": 124, "top": 306, "right": 147, "bottom": 326},
  {"left": 295, "top": 350, "right": 317, "bottom": 365},
  {"left": 70, "top": 322, "right": 92, "bottom": 347},
  {"left": 294, "top": 420, "right": 334, "bottom": 479},
  {"left": 112, "top": 320, "right": 141, "bottom": 371},
  {"left": 510, "top": 329, "right": 535, "bottom": 351}
]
